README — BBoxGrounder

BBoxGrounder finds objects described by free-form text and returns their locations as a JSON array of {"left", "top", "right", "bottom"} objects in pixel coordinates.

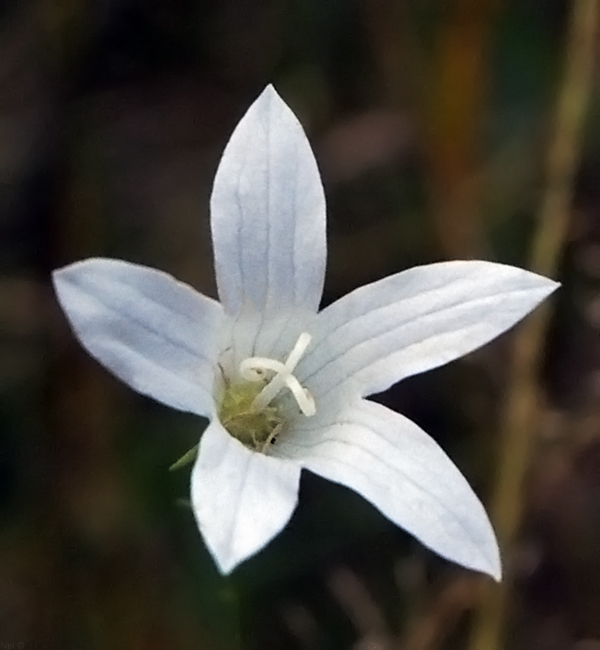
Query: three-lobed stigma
[{"left": 218, "top": 333, "right": 315, "bottom": 452}]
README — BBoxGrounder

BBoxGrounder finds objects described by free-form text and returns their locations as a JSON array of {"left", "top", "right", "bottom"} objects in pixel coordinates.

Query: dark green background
[{"left": 1, "top": 0, "right": 599, "bottom": 648}]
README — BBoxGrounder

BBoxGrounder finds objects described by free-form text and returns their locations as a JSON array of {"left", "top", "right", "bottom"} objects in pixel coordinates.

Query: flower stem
[{"left": 469, "top": 1, "right": 599, "bottom": 649}]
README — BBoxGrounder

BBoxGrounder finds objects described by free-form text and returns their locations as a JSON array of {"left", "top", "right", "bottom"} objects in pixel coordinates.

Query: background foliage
[{"left": 1, "top": 0, "right": 599, "bottom": 648}]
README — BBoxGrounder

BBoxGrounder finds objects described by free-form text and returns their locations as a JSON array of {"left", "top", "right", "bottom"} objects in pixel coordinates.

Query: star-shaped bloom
[{"left": 53, "top": 86, "right": 558, "bottom": 579}]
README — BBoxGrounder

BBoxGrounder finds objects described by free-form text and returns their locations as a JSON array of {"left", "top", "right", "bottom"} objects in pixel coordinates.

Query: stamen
[{"left": 239, "top": 333, "right": 316, "bottom": 417}]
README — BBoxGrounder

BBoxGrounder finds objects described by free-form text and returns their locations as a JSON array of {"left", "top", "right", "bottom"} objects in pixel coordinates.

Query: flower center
[
  {"left": 239, "top": 332, "right": 316, "bottom": 417},
  {"left": 218, "top": 333, "right": 315, "bottom": 452}
]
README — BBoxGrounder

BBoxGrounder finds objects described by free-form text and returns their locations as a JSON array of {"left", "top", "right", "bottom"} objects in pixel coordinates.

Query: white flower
[{"left": 53, "top": 85, "right": 558, "bottom": 579}]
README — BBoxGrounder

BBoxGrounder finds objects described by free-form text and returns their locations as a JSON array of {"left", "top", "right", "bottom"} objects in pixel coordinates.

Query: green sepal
[{"left": 169, "top": 443, "right": 199, "bottom": 471}]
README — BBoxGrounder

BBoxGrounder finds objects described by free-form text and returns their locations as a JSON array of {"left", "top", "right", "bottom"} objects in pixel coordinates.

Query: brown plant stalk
[{"left": 469, "top": 1, "right": 599, "bottom": 649}]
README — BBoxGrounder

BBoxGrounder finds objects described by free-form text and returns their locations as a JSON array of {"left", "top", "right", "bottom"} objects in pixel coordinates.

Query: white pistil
[{"left": 239, "top": 333, "right": 316, "bottom": 417}]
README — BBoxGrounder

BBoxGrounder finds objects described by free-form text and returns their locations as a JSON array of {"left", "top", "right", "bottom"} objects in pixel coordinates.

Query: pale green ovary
[{"left": 218, "top": 381, "right": 284, "bottom": 451}]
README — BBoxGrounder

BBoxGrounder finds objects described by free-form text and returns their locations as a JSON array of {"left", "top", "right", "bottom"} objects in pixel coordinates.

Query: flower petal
[
  {"left": 300, "top": 261, "right": 558, "bottom": 398},
  {"left": 53, "top": 258, "right": 224, "bottom": 417},
  {"left": 191, "top": 418, "right": 301, "bottom": 574},
  {"left": 276, "top": 399, "right": 501, "bottom": 579},
  {"left": 210, "top": 85, "right": 326, "bottom": 353}
]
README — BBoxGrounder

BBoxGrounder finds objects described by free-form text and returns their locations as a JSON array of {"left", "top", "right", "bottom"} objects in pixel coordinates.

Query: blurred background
[{"left": 1, "top": 0, "right": 600, "bottom": 648}]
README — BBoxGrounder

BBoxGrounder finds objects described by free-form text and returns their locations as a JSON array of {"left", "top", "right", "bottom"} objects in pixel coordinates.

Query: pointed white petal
[
  {"left": 300, "top": 261, "right": 558, "bottom": 398},
  {"left": 277, "top": 399, "right": 501, "bottom": 579},
  {"left": 210, "top": 85, "right": 326, "bottom": 353},
  {"left": 53, "top": 258, "right": 224, "bottom": 417},
  {"left": 191, "top": 418, "right": 301, "bottom": 574}
]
